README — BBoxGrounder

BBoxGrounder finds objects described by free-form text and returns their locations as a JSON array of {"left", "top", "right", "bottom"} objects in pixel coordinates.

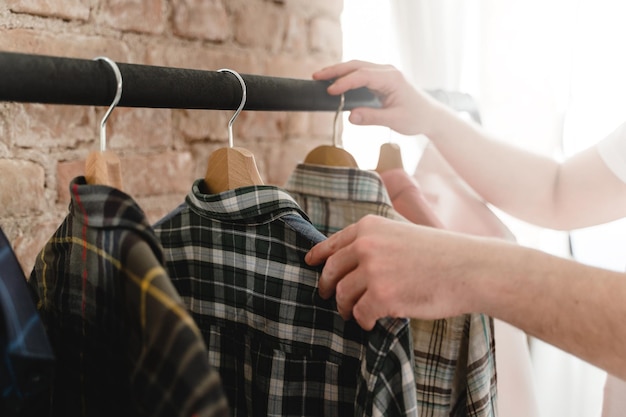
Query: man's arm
[
  {"left": 306, "top": 214, "right": 626, "bottom": 379},
  {"left": 314, "top": 60, "right": 626, "bottom": 229}
]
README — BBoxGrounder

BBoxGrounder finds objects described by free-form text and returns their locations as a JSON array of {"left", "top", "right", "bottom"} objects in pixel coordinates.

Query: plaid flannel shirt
[
  {"left": 28, "top": 176, "right": 229, "bottom": 417},
  {"left": 153, "top": 180, "right": 419, "bottom": 417},
  {"left": 1, "top": 228, "right": 55, "bottom": 416},
  {"left": 284, "top": 164, "right": 498, "bottom": 417}
]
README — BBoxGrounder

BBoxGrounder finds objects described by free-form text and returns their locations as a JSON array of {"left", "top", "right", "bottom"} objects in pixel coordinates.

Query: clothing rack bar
[{"left": 0, "top": 51, "right": 380, "bottom": 112}]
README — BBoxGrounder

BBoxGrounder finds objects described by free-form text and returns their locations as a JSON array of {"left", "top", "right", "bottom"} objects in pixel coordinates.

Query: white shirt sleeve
[
  {"left": 602, "top": 374, "right": 626, "bottom": 417},
  {"left": 597, "top": 122, "right": 626, "bottom": 184}
]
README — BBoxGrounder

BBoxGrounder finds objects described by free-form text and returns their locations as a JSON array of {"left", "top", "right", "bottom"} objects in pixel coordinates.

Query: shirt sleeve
[{"left": 597, "top": 121, "right": 626, "bottom": 184}]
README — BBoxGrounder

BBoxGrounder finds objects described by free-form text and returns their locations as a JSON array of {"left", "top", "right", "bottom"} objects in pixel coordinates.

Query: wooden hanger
[
  {"left": 375, "top": 142, "right": 404, "bottom": 173},
  {"left": 85, "top": 150, "right": 123, "bottom": 189},
  {"left": 85, "top": 56, "right": 124, "bottom": 190},
  {"left": 303, "top": 94, "right": 359, "bottom": 168},
  {"left": 203, "top": 69, "right": 264, "bottom": 194}
]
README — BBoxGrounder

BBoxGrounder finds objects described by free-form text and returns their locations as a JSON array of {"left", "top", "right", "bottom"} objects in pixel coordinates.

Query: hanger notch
[{"left": 85, "top": 56, "right": 124, "bottom": 189}]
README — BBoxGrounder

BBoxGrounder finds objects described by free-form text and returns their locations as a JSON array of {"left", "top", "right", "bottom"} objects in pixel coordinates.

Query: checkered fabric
[
  {"left": 0, "top": 227, "right": 55, "bottom": 416},
  {"left": 284, "top": 164, "right": 498, "bottom": 417},
  {"left": 28, "top": 176, "right": 229, "bottom": 417},
  {"left": 153, "top": 180, "right": 419, "bottom": 417}
]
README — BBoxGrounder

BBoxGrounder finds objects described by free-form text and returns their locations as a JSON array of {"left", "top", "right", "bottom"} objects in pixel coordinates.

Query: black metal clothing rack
[{"left": 0, "top": 51, "right": 380, "bottom": 112}]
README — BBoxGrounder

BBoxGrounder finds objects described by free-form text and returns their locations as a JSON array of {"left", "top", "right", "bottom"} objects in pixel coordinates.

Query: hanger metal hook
[
  {"left": 218, "top": 68, "right": 247, "bottom": 148},
  {"left": 93, "top": 56, "right": 122, "bottom": 152},
  {"left": 332, "top": 93, "right": 345, "bottom": 147}
]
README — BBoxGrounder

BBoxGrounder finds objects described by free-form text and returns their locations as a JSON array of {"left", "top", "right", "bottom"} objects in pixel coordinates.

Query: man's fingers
[
  {"left": 314, "top": 62, "right": 394, "bottom": 98},
  {"left": 316, "top": 242, "right": 360, "bottom": 299},
  {"left": 352, "top": 291, "right": 382, "bottom": 331},
  {"left": 326, "top": 68, "right": 382, "bottom": 96},
  {"left": 334, "top": 268, "right": 368, "bottom": 320},
  {"left": 312, "top": 60, "right": 381, "bottom": 81},
  {"left": 348, "top": 107, "right": 398, "bottom": 128},
  {"left": 306, "top": 223, "right": 358, "bottom": 266}
]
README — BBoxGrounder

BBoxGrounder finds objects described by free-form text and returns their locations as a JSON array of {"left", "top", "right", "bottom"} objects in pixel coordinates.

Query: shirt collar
[
  {"left": 68, "top": 176, "right": 163, "bottom": 259},
  {"left": 284, "top": 164, "right": 393, "bottom": 206},
  {"left": 185, "top": 179, "right": 309, "bottom": 223}
]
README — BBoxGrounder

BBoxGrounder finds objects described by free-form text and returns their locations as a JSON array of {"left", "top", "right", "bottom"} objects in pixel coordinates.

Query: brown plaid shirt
[
  {"left": 284, "top": 164, "right": 498, "bottom": 417},
  {"left": 28, "top": 176, "right": 229, "bottom": 417}
]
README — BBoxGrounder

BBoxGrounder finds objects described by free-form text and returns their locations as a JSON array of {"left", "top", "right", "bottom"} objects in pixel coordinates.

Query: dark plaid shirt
[
  {"left": 153, "top": 180, "right": 419, "bottom": 417},
  {"left": 28, "top": 176, "right": 229, "bottom": 417},
  {"left": 1, "top": 227, "right": 54, "bottom": 416},
  {"left": 284, "top": 164, "right": 498, "bottom": 417}
]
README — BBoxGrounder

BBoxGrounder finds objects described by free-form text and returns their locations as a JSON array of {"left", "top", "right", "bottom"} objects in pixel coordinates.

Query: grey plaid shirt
[
  {"left": 28, "top": 176, "right": 229, "bottom": 417},
  {"left": 153, "top": 180, "right": 419, "bottom": 417},
  {"left": 284, "top": 164, "right": 498, "bottom": 417}
]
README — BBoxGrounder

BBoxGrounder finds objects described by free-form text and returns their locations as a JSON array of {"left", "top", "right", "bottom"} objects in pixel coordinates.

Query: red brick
[
  {"left": 283, "top": 0, "right": 343, "bottom": 18},
  {"left": 175, "top": 107, "right": 285, "bottom": 142},
  {"left": 0, "top": 29, "right": 131, "bottom": 62},
  {"left": 171, "top": 0, "right": 231, "bottom": 42},
  {"left": 99, "top": 0, "right": 166, "bottom": 35},
  {"left": 0, "top": 159, "right": 46, "bottom": 216},
  {"left": 7, "top": 0, "right": 90, "bottom": 21},
  {"left": 285, "top": 112, "right": 309, "bottom": 137},
  {"left": 260, "top": 53, "right": 338, "bottom": 78},
  {"left": 57, "top": 151, "right": 195, "bottom": 202},
  {"left": 105, "top": 107, "right": 173, "bottom": 151},
  {"left": 134, "top": 194, "right": 188, "bottom": 225},
  {"left": 234, "top": 111, "right": 287, "bottom": 141},
  {"left": 6, "top": 90, "right": 173, "bottom": 155},
  {"left": 0, "top": 0, "right": 346, "bottom": 271},
  {"left": 310, "top": 16, "right": 342, "bottom": 56},
  {"left": 56, "top": 159, "right": 84, "bottom": 204},
  {"left": 11, "top": 104, "right": 95, "bottom": 150},
  {"left": 260, "top": 136, "right": 322, "bottom": 185},
  {"left": 234, "top": 5, "right": 287, "bottom": 52},
  {"left": 310, "top": 111, "right": 335, "bottom": 137},
  {"left": 144, "top": 42, "right": 263, "bottom": 74},
  {"left": 10, "top": 217, "right": 65, "bottom": 275},
  {"left": 0, "top": 109, "right": 9, "bottom": 153},
  {"left": 175, "top": 109, "right": 231, "bottom": 142},
  {"left": 283, "top": 14, "right": 308, "bottom": 52},
  {"left": 121, "top": 151, "right": 195, "bottom": 198}
]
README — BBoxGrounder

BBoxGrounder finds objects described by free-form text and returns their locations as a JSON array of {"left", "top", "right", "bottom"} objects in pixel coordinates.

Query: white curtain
[
  {"left": 389, "top": 3, "right": 544, "bottom": 417},
  {"left": 383, "top": 1, "right": 617, "bottom": 417},
  {"left": 389, "top": 0, "right": 479, "bottom": 92},
  {"left": 343, "top": 2, "right": 626, "bottom": 413}
]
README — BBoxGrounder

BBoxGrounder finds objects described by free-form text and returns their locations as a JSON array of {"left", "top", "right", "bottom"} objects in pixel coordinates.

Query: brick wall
[{"left": 0, "top": 0, "right": 344, "bottom": 273}]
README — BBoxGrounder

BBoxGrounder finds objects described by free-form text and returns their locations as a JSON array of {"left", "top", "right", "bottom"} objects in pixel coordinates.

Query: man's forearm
[
  {"left": 473, "top": 242, "right": 626, "bottom": 379},
  {"left": 425, "top": 105, "right": 561, "bottom": 225}
]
